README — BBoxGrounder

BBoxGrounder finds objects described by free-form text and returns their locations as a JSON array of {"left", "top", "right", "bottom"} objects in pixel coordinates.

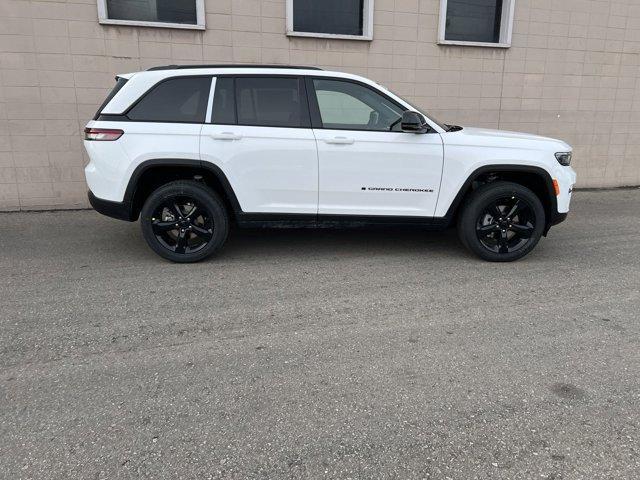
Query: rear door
[
  {"left": 308, "top": 78, "right": 444, "bottom": 218},
  {"left": 200, "top": 76, "right": 318, "bottom": 215}
]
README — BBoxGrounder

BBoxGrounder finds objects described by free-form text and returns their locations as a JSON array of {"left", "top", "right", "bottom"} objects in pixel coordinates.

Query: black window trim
[
  {"left": 209, "top": 74, "right": 312, "bottom": 130},
  {"left": 119, "top": 74, "right": 214, "bottom": 125},
  {"left": 305, "top": 76, "right": 434, "bottom": 134},
  {"left": 98, "top": 74, "right": 434, "bottom": 132}
]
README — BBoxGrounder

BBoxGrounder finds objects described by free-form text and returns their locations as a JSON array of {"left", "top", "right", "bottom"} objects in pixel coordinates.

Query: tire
[
  {"left": 140, "top": 180, "right": 229, "bottom": 263},
  {"left": 457, "top": 181, "right": 545, "bottom": 262}
]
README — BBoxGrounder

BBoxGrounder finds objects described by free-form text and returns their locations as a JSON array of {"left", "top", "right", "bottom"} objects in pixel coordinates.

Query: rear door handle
[
  {"left": 211, "top": 132, "right": 242, "bottom": 140},
  {"left": 325, "top": 136, "right": 355, "bottom": 145}
]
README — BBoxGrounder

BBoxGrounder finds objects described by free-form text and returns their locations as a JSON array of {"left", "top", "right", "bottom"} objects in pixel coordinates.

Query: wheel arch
[
  {"left": 124, "top": 159, "right": 242, "bottom": 221},
  {"left": 443, "top": 165, "right": 558, "bottom": 232}
]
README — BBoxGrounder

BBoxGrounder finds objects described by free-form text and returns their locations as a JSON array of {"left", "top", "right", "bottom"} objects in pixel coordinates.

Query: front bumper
[
  {"left": 553, "top": 166, "right": 577, "bottom": 214},
  {"left": 543, "top": 211, "right": 569, "bottom": 236},
  {"left": 550, "top": 211, "right": 568, "bottom": 226},
  {"left": 88, "top": 191, "right": 135, "bottom": 222}
]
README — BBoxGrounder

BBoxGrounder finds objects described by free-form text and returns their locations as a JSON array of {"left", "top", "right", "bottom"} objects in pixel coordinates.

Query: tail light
[{"left": 84, "top": 127, "right": 123, "bottom": 141}]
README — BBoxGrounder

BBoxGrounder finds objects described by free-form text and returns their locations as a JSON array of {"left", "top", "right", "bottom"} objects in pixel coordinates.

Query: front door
[{"left": 308, "top": 78, "right": 443, "bottom": 217}]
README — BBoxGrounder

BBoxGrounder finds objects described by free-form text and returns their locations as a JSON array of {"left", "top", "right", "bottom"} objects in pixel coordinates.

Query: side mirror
[{"left": 401, "top": 111, "right": 429, "bottom": 133}]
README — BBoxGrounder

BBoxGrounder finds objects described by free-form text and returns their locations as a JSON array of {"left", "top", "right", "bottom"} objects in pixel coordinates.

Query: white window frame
[
  {"left": 97, "top": 0, "right": 205, "bottom": 30},
  {"left": 437, "top": 0, "right": 515, "bottom": 48},
  {"left": 286, "top": 0, "right": 374, "bottom": 41}
]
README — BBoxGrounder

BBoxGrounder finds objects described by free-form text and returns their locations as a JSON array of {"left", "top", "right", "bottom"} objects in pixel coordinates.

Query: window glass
[
  {"left": 312, "top": 79, "right": 405, "bottom": 131},
  {"left": 293, "top": 0, "right": 364, "bottom": 36},
  {"left": 211, "top": 77, "right": 236, "bottom": 124},
  {"left": 445, "top": 0, "right": 502, "bottom": 43},
  {"left": 235, "top": 77, "right": 304, "bottom": 128},
  {"left": 106, "top": 0, "right": 197, "bottom": 25},
  {"left": 128, "top": 77, "right": 210, "bottom": 123}
]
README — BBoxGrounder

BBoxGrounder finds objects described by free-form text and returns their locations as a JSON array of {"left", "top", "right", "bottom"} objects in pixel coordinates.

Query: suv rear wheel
[
  {"left": 457, "top": 181, "right": 545, "bottom": 262},
  {"left": 140, "top": 181, "right": 229, "bottom": 263}
]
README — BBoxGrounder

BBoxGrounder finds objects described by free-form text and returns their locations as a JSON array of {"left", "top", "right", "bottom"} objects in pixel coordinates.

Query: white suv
[{"left": 84, "top": 65, "right": 576, "bottom": 263}]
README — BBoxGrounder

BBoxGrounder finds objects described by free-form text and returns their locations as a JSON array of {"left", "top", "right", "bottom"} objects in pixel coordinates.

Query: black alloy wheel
[
  {"left": 457, "top": 181, "right": 545, "bottom": 262},
  {"left": 475, "top": 196, "right": 535, "bottom": 254},
  {"left": 140, "top": 181, "right": 229, "bottom": 263},
  {"left": 151, "top": 197, "right": 214, "bottom": 255}
]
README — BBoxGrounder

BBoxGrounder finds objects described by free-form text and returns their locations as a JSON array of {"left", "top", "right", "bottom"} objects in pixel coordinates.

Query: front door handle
[
  {"left": 211, "top": 132, "right": 242, "bottom": 140},
  {"left": 325, "top": 136, "right": 355, "bottom": 145}
]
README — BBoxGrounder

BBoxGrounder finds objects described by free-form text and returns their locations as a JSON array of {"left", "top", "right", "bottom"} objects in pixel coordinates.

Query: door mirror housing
[{"left": 401, "top": 111, "right": 429, "bottom": 133}]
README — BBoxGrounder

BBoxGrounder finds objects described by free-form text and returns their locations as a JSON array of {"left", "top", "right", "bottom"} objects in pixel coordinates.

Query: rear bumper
[{"left": 88, "top": 191, "right": 135, "bottom": 222}]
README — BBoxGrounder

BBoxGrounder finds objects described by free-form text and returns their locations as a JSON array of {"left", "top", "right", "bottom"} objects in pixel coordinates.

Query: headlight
[{"left": 555, "top": 152, "right": 572, "bottom": 166}]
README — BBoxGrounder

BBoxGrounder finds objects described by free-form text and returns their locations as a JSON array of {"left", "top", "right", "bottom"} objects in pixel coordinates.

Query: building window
[
  {"left": 438, "top": 0, "right": 515, "bottom": 47},
  {"left": 97, "top": 0, "right": 205, "bottom": 30},
  {"left": 286, "top": 0, "right": 374, "bottom": 41}
]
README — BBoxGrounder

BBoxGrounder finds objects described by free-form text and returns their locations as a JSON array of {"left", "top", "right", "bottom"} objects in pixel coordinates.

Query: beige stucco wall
[{"left": 1, "top": 0, "right": 639, "bottom": 211}]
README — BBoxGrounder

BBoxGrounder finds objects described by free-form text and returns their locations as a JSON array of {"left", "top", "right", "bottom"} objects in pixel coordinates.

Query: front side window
[
  {"left": 235, "top": 77, "right": 308, "bottom": 128},
  {"left": 127, "top": 77, "right": 211, "bottom": 123},
  {"left": 286, "top": 0, "right": 373, "bottom": 40},
  {"left": 312, "top": 79, "right": 405, "bottom": 132},
  {"left": 98, "top": 0, "right": 205, "bottom": 30},
  {"left": 439, "top": 0, "right": 515, "bottom": 47}
]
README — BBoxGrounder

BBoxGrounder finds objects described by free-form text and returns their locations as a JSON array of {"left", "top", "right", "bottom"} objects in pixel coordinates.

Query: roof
[{"left": 147, "top": 64, "right": 323, "bottom": 71}]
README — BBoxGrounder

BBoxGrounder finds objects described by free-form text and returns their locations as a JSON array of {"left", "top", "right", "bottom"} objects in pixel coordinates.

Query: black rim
[
  {"left": 150, "top": 196, "right": 214, "bottom": 254},
  {"left": 475, "top": 195, "right": 536, "bottom": 254}
]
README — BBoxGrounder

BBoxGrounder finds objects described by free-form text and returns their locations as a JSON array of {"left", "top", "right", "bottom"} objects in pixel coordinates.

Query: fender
[
  {"left": 441, "top": 164, "right": 558, "bottom": 229},
  {"left": 123, "top": 158, "right": 243, "bottom": 218}
]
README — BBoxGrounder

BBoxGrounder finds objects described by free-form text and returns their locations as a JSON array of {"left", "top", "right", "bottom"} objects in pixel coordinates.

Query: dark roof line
[{"left": 147, "top": 64, "right": 323, "bottom": 71}]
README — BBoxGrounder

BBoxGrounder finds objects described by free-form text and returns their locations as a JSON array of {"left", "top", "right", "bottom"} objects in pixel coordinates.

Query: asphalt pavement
[{"left": 1, "top": 189, "right": 639, "bottom": 479}]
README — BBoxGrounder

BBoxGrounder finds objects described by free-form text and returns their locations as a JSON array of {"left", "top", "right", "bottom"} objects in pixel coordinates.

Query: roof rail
[{"left": 147, "top": 64, "right": 323, "bottom": 71}]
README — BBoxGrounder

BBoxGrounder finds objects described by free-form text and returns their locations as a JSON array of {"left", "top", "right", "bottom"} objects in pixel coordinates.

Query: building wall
[{"left": 1, "top": 0, "right": 639, "bottom": 211}]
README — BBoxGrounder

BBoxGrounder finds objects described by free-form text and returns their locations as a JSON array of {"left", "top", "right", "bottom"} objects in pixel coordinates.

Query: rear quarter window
[{"left": 127, "top": 76, "right": 211, "bottom": 123}]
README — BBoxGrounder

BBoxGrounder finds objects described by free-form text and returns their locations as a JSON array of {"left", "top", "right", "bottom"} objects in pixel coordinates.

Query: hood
[{"left": 446, "top": 127, "right": 572, "bottom": 151}]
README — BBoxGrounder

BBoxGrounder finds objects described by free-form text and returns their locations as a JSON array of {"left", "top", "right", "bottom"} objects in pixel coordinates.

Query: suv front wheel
[
  {"left": 140, "top": 181, "right": 229, "bottom": 263},
  {"left": 457, "top": 181, "right": 546, "bottom": 262}
]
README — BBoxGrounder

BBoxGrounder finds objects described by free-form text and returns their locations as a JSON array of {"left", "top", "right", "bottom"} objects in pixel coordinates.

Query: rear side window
[
  {"left": 235, "top": 77, "right": 308, "bottom": 128},
  {"left": 127, "top": 76, "right": 211, "bottom": 123},
  {"left": 93, "top": 76, "right": 128, "bottom": 120},
  {"left": 211, "top": 77, "right": 236, "bottom": 125}
]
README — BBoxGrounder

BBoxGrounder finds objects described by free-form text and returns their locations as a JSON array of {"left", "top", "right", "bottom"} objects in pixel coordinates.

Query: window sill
[
  {"left": 286, "top": 30, "right": 372, "bottom": 41},
  {"left": 437, "top": 39, "right": 511, "bottom": 48},
  {"left": 98, "top": 19, "right": 205, "bottom": 30}
]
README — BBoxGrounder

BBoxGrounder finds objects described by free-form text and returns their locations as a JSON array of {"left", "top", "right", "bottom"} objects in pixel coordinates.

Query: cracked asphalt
[{"left": 1, "top": 189, "right": 639, "bottom": 479}]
